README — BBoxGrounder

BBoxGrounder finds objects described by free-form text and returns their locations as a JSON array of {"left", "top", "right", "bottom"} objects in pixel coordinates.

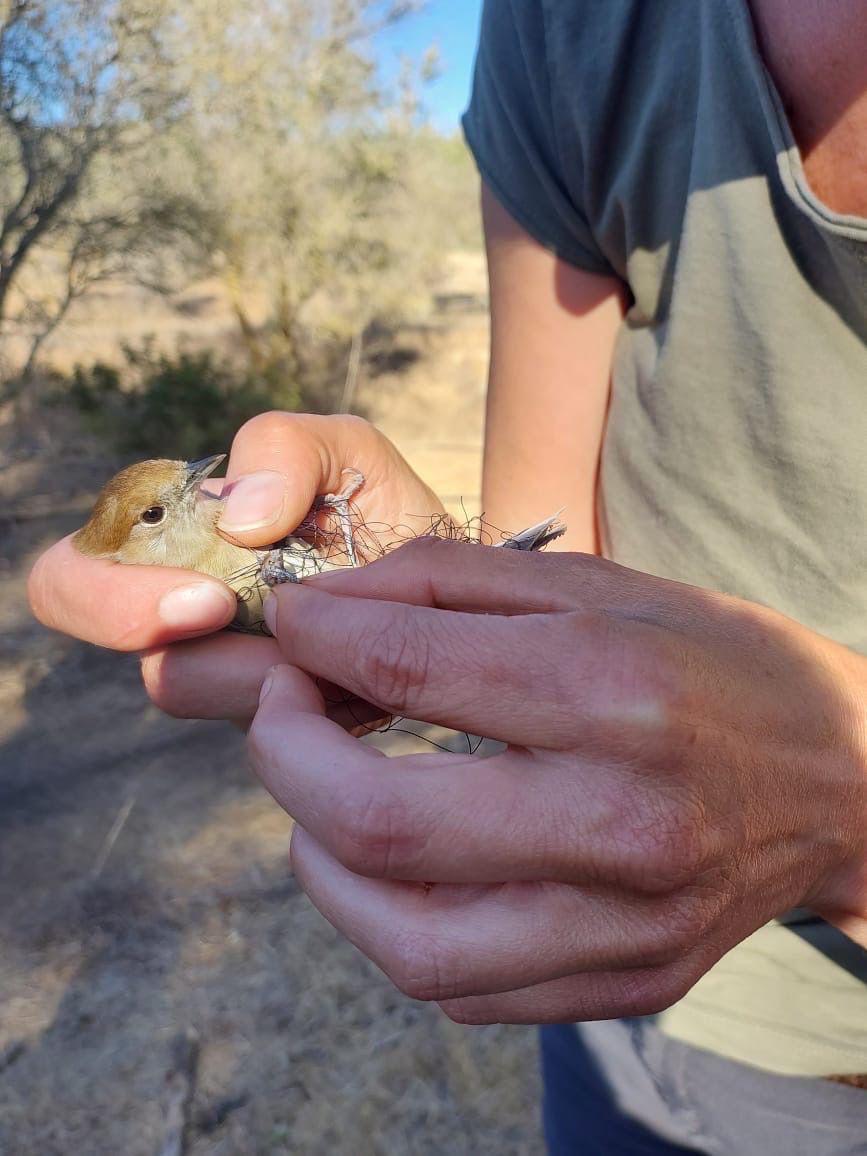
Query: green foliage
[
  {"left": 2, "top": 0, "right": 483, "bottom": 393},
  {"left": 160, "top": 0, "right": 472, "bottom": 367},
  {"left": 66, "top": 344, "right": 316, "bottom": 461}
]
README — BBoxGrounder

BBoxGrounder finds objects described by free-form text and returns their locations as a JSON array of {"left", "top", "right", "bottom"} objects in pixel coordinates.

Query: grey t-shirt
[{"left": 463, "top": 0, "right": 866, "bottom": 1076}]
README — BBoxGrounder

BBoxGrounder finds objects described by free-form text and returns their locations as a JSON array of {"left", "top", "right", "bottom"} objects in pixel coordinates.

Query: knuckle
[
  {"left": 321, "top": 412, "right": 378, "bottom": 459},
  {"left": 560, "top": 611, "right": 642, "bottom": 713},
  {"left": 350, "top": 609, "right": 431, "bottom": 713},
  {"left": 383, "top": 932, "right": 460, "bottom": 1003},
  {"left": 638, "top": 893, "right": 712, "bottom": 962},
  {"left": 620, "top": 788, "right": 710, "bottom": 895},
  {"left": 608, "top": 967, "right": 696, "bottom": 1020},
  {"left": 233, "top": 409, "right": 293, "bottom": 450},
  {"left": 662, "top": 893, "right": 715, "bottom": 954},
  {"left": 655, "top": 790, "right": 711, "bottom": 885},
  {"left": 394, "top": 536, "right": 468, "bottom": 579},
  {"left": 329, "top": 784, "right": 417, "bottom": 877},
  {"left": 564, "top": 613, "right": 683, "bottom": 757},
  {"left": 234, "top": 411, "right": 378, "bottom": 458},
  {"left": 643, "top": 967, "right": 698, "bottom": 1015},
  {"left": 331, "top": 412, "right": 371, "bottom": 439},
  {"left": 400, "top": 534, "right": 449, "bottom": 561}
]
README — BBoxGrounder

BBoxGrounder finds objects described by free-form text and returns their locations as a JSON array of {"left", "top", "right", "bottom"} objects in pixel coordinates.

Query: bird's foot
[
  {"left": 260, "top": 549, "right": 303, "bottom": 588},
  {"left": 312, "top": 467, "right": 365, "bottom": 566}
]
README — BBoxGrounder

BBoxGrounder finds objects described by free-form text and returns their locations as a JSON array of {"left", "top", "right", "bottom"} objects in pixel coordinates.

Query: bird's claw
[
  {"left": 261, "top": 550, "right": 303, "bottom": 588},
  {"left": 313, "top": 467, "right": 365, "bottom": 566}
]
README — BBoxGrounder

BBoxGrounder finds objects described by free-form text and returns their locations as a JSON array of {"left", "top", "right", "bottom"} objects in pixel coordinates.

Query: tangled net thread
[{"left": 225, "top": 501, "right": 559, "bottom": 754}]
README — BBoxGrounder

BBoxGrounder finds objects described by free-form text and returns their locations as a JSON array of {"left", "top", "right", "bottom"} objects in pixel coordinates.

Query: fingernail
[
  {"left": 259, "top": 667, "right": 277, "bottom": 706},
  {"left": 263, "top": 592, "right": 278, "bottom": 636},
  {"left": 159, "top": 583, "right": 236, "bottom": 630},
  {"left": 219, "top": 471, "right": 286, "bottom": 533}
]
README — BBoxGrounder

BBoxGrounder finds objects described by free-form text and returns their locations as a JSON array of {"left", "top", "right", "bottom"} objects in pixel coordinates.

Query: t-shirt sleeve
[{"left": 462, "top": 0, "right": 612, "bottom": 274}]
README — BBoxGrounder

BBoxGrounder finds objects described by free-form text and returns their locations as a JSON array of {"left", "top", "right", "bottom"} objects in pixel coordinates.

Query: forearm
[
  {"left": 480, "top": 184, "right": 627, "bottom": 553},
  {"left": 483, "top": 310, "right": 622, "bottom": 554}
]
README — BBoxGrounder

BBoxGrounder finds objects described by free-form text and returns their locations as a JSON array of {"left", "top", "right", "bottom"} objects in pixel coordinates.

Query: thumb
[{"left": 216, "top": 412, "right": 383, "bottom": 546}]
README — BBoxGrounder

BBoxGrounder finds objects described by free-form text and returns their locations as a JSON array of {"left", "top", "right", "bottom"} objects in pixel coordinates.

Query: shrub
[{"left": 66, "top": 344, "right": 313, "bottom": 461}]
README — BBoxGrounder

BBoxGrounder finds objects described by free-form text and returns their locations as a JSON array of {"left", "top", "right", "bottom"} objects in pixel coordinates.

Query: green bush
[{"left": 66, "top": 344, "right": 315, "bottom": 461}]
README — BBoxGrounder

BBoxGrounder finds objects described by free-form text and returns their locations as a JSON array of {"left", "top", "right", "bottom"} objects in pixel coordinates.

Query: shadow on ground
[{"left": 0, "top": 459, "right": 541, "bottom": 1154}]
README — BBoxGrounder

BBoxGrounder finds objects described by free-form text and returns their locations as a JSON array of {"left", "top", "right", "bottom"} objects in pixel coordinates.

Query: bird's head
[{"left": 74, "top": 455, "right": 228, "bottom": 569}]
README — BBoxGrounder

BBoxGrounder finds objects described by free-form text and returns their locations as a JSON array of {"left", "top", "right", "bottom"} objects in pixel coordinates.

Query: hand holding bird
[
  {"left": 72, "top": 453, "right": 370, "bottom": 633},
  {"left": 70, "top": 423, "right": 563, "bottom": 636},
  {"left": 29, "top": 412, "right": 563, "bottom": 724}
]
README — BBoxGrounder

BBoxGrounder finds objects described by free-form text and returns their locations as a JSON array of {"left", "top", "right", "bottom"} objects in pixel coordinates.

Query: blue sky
[{"left": 376, "top": 0, "right": 484, "bottom": 132}]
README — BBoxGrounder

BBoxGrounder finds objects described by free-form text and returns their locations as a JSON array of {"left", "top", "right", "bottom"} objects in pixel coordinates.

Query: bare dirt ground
[{"left": 0, "top": 256, "right": 546, "bottom": 1155}]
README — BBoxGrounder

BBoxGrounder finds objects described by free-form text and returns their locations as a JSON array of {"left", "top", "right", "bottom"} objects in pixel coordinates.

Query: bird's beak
[{"left": 183, "top": 454, "right": 226, "bottom": 495}]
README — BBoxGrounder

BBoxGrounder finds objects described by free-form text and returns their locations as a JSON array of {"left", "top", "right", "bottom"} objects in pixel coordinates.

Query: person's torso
[{"left": 543, "top": 0, "right": 867, "bottom": 1075}]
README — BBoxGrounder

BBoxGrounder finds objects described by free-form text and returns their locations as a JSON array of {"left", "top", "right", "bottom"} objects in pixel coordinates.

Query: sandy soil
[{"left": 0, "top": 256, "right": 546, "bottom": 1155}]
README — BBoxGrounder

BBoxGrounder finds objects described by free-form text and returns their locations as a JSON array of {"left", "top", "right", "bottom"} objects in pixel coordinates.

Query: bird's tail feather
[{"left": 496, "top": 513, "right": 566, "bottom": 553}]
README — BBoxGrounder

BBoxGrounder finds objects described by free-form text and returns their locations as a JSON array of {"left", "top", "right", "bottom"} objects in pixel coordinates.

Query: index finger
[
  {"left": 267, "top": 582, "right": 602, "bottom": 747},
  {"left": 28, "top": 535, "right": 237, "bottom": 651},
  {"left": 309, "top": 536, "right": 663, "bottom": 617}
]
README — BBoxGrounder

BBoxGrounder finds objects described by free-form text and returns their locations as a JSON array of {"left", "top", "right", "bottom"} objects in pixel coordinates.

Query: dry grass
[{"left": 0, "top": 259, "right": 545, "bottom": 1155}]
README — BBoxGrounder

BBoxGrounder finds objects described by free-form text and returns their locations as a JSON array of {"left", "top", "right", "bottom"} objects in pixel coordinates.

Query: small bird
[
  {"left": 73, "top": 455, "right": 364, "bottom": 632},
  {"left": 74, "top": 455, "right": 565, "bottom": 633}
]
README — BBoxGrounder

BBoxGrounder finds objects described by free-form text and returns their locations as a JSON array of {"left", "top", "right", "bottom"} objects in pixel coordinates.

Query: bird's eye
[{"left": 140, "top": 505, "right": 166, "bottom": 526}]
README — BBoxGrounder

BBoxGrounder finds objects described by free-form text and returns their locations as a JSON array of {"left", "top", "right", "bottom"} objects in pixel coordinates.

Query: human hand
[
  {"left": 247, "top": 540, "right": 867, "bottom": 1023},
  {"left": 28, "top": 413, "right": 445, "bottom": 726}
]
